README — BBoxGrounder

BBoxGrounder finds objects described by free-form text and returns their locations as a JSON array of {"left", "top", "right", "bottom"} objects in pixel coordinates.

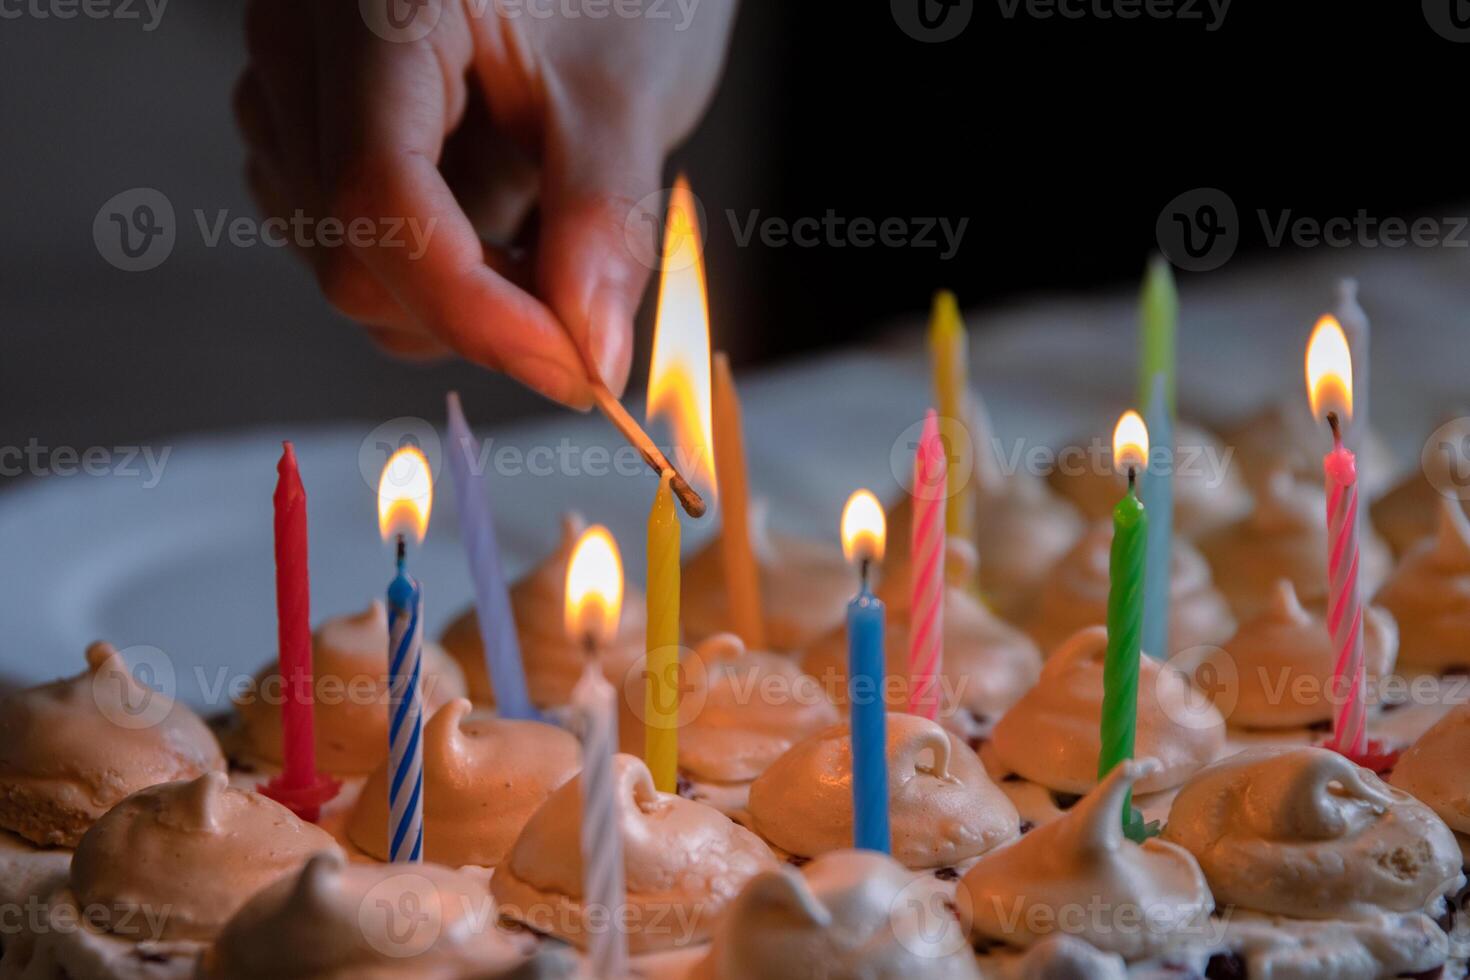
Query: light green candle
[
  {"left": 1137, "top": 255, "right": 1177, "bottom": 415},
  {"left": 1099, "top": 410, "right": 1149, "bottom": 838}
]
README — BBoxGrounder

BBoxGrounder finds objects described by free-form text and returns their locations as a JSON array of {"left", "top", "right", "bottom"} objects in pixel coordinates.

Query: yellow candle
[
  {"left": 928, "top": 290, "right": 974, "bottom": 543},
  {"left": 645, "top": 469, "right": 681, "bottom": 792},
  {"left": 713, "top": 352, "right": 766, "bottom": 651}
]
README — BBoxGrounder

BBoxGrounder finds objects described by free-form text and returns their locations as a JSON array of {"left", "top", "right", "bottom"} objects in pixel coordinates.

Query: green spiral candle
[{"left": 1099, "top": 411, "right": 1149, "bottom": 837}]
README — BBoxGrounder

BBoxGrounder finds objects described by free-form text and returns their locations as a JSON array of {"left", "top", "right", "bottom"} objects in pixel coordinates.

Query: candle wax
[
  {"left": 1099, "top": 485, "right": 1147, "bottom": 838},
  {"left": 848, "top": 582, "right": 890, "bottom": 853},
  {"left": 386, "top": 559, "right": 425, "bottom": 863},
  {"left": 645, "top": 471, "right": 681, "bottom": 793}
]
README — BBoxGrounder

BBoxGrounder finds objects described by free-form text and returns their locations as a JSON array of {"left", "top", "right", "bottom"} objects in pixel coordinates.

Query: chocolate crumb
[
  {"left": 1051, "top": 791, "right": 1082, "bottom": 811},
  {"left": 1001, "top": 772, "right": 1023, "bottom": 783},
  {"left": 675, "top": 773, "right": 695, "bottom": 799},
  {"left": 1439, "top": 665, "right": 1470, "bottom": 678},
  {"left": 786, "top": 854, "right": 811, "bottom": 868},
  {"left": 135, "top": 950, "right": 170, "bottom": 964},
  {"left": 1019, "top": 820, "right": 1036, "bottom": 834},
  {"left": 227, "top": 756, "right": 257, "bottom": 774},
  {"left": 1204, "top": 951, "right": 1247, "bottom": 980},
  {"left": 934, "top": 866, "right": 959, "bottom": 881},
  {"left": 1305, "top": 718, "right": 1333, "bottom": 734}
]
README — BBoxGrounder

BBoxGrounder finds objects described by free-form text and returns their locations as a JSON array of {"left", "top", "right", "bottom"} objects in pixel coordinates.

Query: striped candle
[
  {"left": 1324, "top": 431, "right": 1366, "bottom": 756},
  {"left": 574, "top": 657, "right": 628, "bottom": 977},
  {"left": 386, "top": 544, "right": 425, "bottom": 863},
  {"left": 1306, "top": 315, "right": 1367, "bottom": 760},
  {"left": 908, "top": 410, "right": 946, "bottom": 720}
]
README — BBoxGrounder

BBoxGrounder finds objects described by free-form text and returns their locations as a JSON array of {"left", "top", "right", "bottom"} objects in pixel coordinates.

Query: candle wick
[
  {"left": 395, "top": 534, "right": 406, "bottom": 571},
  {"left": 1127, "top": 466, "right": 1137, "bottom": 491},
  {"left": 860, "top": 557, "right": 872, "bottom": 592},
  {"left": 1326, "top": 411, "right": 1342, "bottom": 445}
]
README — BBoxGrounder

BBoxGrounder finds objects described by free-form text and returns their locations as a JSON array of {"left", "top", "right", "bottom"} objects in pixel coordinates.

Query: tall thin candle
[
  {"left": 386, "top": 544, "right": 424, "bottom": 863},
  {"left": 842, "top": 490, "right": 890, "bottom": 853},
  {"left": 908, "top": 411, "right": 946, "bottom": 720},
  {"left": 1098, "top": 411, "right": 1149, "bottom": 838},
  {"left": 1306, "top": 316, "right": 1367, "bottom": 759},
  {"left": 928, "top": 291, "right": 974, "bottom": 545},
  {"left": 1138, "top": 257, "right": 1176, "bottom": 661},
  {"left": 713, "top": 352, "right": 765, "bottom": 650},
  {"left": 645, "top": 470, "right": 681, "bottom": 792},
  {"left": 377, "top": 447, "right": 434, "bottom": 863},
  {"left": 565, "top": 526, "right": 630, "bottom": 979},
  {"left": 444, "top": 393, "right": 535, "bottom": 720},
  {"left": 258, "top": 442, "right": 338, "bottom": 822}
]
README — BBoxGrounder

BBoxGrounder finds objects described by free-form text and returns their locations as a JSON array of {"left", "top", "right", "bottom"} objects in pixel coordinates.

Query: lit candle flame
[
  {"left": 1305, "top": 314, "right": 1354, "bottom": 423},
  {"left": 646, "top": 176, "right": 716, "bottom": 496},
  {"left": 841, "top": 489, "right": 886, "bottom": 565},
  {"left": 1112, "top": 410, "right": 1150, "bottom": 475},
  {"left": 377, "top": 447, "right": 433, "bottom": 543},
  {"left": 564, "top": 525, "right": 624, "bottom": 647}
]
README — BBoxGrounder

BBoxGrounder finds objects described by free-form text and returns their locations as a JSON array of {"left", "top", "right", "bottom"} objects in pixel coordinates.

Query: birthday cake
[{"left": 5, "top": 289, "right": 1470, "bottom": 980}]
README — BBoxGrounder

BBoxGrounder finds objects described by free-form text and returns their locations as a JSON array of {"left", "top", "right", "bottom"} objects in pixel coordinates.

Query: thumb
[{"left": 536, "top": 111, "right": 665, "bottom": 398}]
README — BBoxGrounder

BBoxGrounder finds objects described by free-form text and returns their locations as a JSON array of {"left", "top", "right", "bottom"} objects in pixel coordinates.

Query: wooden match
[{"left": 590, "top": 382, "right": 707, "bottom": 518}]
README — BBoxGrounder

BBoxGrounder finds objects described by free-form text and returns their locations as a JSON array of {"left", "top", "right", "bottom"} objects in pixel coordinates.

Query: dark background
[{"left": 1, "top": 0, "right": 1463, "bottom": 457}]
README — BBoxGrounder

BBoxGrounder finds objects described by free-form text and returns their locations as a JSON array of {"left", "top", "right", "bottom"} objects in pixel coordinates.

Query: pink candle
[
  {"left": 908, "top": 410, "right": 946, "bottom": 720},
  {"left": 1324, "top": 426, "right": 1366, "bottom": 756},
  {"left": 1306, "top": 315, "right": 1372, "bottom": 763}
]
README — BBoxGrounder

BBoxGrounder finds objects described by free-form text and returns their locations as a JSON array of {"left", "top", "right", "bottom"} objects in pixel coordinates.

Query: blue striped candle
[{"left": 386, "top": 540, "right": 425, "bottom": 863}]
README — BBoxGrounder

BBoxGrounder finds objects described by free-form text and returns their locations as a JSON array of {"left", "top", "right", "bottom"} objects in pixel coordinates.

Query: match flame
[
  {"left": 645, "top": 176, "right": 716, "bottom": 496},
  {"left": 840, "top": 489, "right": 886, "bottom": 565},
  {"left": 377, "top": 447, "right": 433, "bottom": 543},
  {"left": 564, "top": 525, "right": 624, "bottom": 647},
  {"left": 1305, "top": 314, "right": 1354, "bottom": 422},
  {"left": 1112, "top": 410, "right": 1149, "bottom": 474}
]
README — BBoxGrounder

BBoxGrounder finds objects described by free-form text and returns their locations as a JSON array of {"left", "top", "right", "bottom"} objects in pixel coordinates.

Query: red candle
[{"left": 260, "top": 442, "right": 338, "bottom": 820}]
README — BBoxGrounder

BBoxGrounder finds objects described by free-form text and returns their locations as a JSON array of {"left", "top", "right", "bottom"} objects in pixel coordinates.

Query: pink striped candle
[
  {"left": 908, "top": 410, "right": 946, "bottom": 720},
  {"left": 1306, "top": 315, "right": 1367, "bottom": 759},
  {"left": 1324, "top": 423, "right": 1366, "bottom": 756}
]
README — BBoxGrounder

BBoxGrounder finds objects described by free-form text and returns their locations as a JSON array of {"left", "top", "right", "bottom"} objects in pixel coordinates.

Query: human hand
[{"left": 235, "top": 0, "right": 737, "bottom": 407}]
